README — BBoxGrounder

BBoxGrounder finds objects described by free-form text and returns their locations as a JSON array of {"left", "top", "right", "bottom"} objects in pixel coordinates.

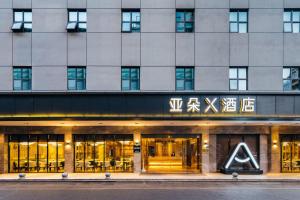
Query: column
[
  {"left": 201, "top": 128, "right": 209, "bottom": 174},
  {"left": 270, "top": 126, "right": 280, "bottom": 173},
  {"left": 133, "top": 132, "right": 141, "bottom": 174},
  {"left": 0, "top": 134, "right": 4, "bottom": 173},
  {"left": 0, "top": 133, "right": 8, "bottom": 174},
  {"left": 260, "top": 134, "right": 268, "bottom": 174},
  {"left": 209, "top": 134, "right": 217, "bottom": 173},
  {"left": 64, "top": 128, "right": 74, "bottom": 173}
]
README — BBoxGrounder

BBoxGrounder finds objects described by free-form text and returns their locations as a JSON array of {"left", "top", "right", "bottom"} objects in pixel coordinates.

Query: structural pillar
[
  {"left": 260, "top": 134, "right": 268, "bottom": 174},
  {"left": 133, "top": 131, "right": 141, "bottom": 174},
  {"left": 64, "top": 128, "right": 74, "bottom": 173},
  {"left": 270, "top": 127, "right": 280, "bottom": 173},
  {"left": 209, "top": 134, "right": 217, "bottom": 173},
  {"left": 201, "top": 128, "right": 209, "bottom": 174},
  {"left": 0, "top": 134, "right": 4, "bottom": 174}
]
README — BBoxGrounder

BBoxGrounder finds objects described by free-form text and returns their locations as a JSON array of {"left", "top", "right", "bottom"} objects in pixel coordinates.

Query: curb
[{"left": 1, "top": 179, "right": 300, "bottom": 183}]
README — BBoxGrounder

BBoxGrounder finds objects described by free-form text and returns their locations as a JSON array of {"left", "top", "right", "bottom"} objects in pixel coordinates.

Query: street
[{"left": 0, "top": 181, "right": 300, "bottom": 200}]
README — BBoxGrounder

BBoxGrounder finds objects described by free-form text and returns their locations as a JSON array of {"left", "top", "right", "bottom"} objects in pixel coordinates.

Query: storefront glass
[
  {"left": 141, "top": 134, "right": 201, "bottom": 173},
  {"left": 281, "top": 135, "right": 300, "bottom": 173},
  {"left": 74, "top": 134, "right": 134, "bottom": 173},
  {"left": 8, "top": 134, "right": 65, "bottom": 173}
]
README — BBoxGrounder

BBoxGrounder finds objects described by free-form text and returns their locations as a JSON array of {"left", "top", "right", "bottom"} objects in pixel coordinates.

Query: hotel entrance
[
  {"left": 281, "top": 135, "right": 300, "bottom": 173},
  {"left": 141, "top": 134, "right": 201, "bottom": 173}
]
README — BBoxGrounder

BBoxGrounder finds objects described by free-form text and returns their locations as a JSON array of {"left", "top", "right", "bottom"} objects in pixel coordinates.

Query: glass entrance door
[{"left": 142, "top": 134, "right": 201, "bottom": 173}]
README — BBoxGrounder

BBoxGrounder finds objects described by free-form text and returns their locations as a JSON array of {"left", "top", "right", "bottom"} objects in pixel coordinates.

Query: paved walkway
[{"left": 1, "top": 173, "right": 300, "bottom": 181}]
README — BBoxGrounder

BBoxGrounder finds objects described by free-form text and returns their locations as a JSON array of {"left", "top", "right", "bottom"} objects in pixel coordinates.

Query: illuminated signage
[
  {"left": 222, "top": 142, "right": 262, "bottom": 174},
  {"left": 169, "top": 96, "right": 256, "bottom": 114}
]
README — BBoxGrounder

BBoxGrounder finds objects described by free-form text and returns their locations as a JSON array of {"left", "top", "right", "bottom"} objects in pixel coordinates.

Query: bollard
[
  {"left": 105, "top": 172, "right": 111, "bottom": 180},
  {"left": 18, "top": 173, "right": 26, "bottom": 179},
  {"left": 62, "top": 172, "right": 68, "bottom": 179},
  {"left": 232, "top": 172, "right": 239, "bottom": 180}
]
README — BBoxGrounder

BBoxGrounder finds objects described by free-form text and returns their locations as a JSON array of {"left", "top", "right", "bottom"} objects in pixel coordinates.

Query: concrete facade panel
[
  {"left": 249, "top": 9, "right": 283, "bottom": 33},
  {"left": 195, "top": 9, "right": 228, "bottom": 33},
  {"left": 122, "top": 33, "right": 141, "bottom": 66},
  {"left": 195, "top": 33, "right": 229, "bottom": 67},
  {"left": 33, "top": 66, "right": 67, "bottom": 91},
  {"left": 87, "top": 66, "right": 121, "bottom": 91},
  {"left": 87, "top": 33, "right": 121, "bottom": 66},
  {"left": 141, "top": 67, "right": 175, "bottom": 91},
  {"left": 230, "top": 33, "right": 248, "bottom": 66},
  {"left": 87, "top": 0, "right": 121, "bottom": 8},
  {"left": 68, "top": 33, "right": 87, "bottom": 66},
  {"left": 284, "top": 34, "right": 300, "bottom": 66},
  {"left": 249, "top": 33, "right": 283, "bottom": 67},
  {"left": 176, "top": 33, "right": 195, "bottom": 66},
  {"left": 87, "top": 9, "right": 121, "bottom": 33},
  {"left": 0, "top": 33, "right": 12, "bottom": 66},
  {"left": 141, "top": 9, "right": 175, "bottom": 33},
  {"left": 195, "top": 67, "right": 229, "bottom": 91},
  {"left": 32, "top": 33, "right": 67, "bottom": 66},
  {"left": 13, "top": 33, "right": 32, "bottom": 66},
  {"left": 141, "top": 33, "right": 175, "bottom": 67},
  {"left": 248, "top": 67, "right": 283, "bottom": 91},
  {"left": 33, "top": 9, "right": 67, "bottom": 33}
]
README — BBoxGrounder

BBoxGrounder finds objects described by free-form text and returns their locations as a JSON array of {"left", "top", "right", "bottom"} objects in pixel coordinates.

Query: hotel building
[{"left": 0, "top": 0, "right": 300, "bottom": 175}]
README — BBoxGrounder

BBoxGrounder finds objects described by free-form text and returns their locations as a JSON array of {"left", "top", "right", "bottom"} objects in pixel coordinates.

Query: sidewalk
[{"left": 1, "top": 173, "right": 300, "bottom": 182}]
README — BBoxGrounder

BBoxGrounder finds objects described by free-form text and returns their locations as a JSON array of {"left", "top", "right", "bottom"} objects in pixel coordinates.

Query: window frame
[
  {"left": 121, "top": 9, "right": 141, "bottom": 33},
  {"left": 176, "top": 9, "right": 195, "bottom": 33},
  {"left": 229, "top": 67, "right": 248, "bottom": 91},
  {"left": 67, "top": 66, "right": 86, "bottom": 91},
  {"left": 67, "top": 9, "right": 87, "bottom": 32},
  {"left": 12, "top": 9, "right": 32, "bottom": 32},
  {"left": 284, "top": 9, "right": 300, "bottom": 33},
  {"left": 229, "top": 9, "right": 248, "bottom": 33},
  {"left": 121, "top": 67, "right": 140, "bottom": 91},
  {"left": 13, "top": 67, "right": 32, "bottom": 91},
  {"left": 175, "top": 67, "right": 195, "bottom": 91},
  {"left": 283, "top": 67, "right": 300, "bottom": 91}
]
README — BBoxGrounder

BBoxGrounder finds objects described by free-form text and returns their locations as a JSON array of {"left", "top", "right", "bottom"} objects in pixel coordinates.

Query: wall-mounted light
[
  {"left": 203, "top": 140, "right": 209, "bottom": 149},
  {"left": 273, "top": 140, "right": 277, "bottom": 147},
  {"left": 65, "top": 140, "right": 71, "bottom": 148}
]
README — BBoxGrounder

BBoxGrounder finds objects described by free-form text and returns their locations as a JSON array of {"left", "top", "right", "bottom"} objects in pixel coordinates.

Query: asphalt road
[{"left": 0, "top": 181, "right": 300, "bottom": 200}]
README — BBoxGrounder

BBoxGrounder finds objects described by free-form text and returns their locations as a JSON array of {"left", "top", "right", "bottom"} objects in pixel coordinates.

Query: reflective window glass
[
  {"left": 122, "top": 10, "right": 141, "bottom": 32},
  {"left": 230, "top": 10, "right": 248, "bottom": 33},
  {"left": 283, "top": 67, "right": 300, "bottom": 91},
  {"left": 229, "top": 67, "right": 247, "bottom": 91},
  {"left": 176, "top": 10, "right": 194, "bottom": 32},
  {"left": 67, "top": 67, "right": 86, "bottom": 90},
  {"left": 121, "top": 67, "right": 140, "bottom": 91},
  {"left": 176, "top": 67, "right": 194, "bottom": 91}
]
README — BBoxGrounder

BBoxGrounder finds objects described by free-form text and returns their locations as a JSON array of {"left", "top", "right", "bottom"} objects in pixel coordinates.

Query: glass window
[
  {"left": 283, "top": 67, "right": 300, "bottom": 91},
  {"left": 122, "top": 10, "right": 140, "bottom": 32},
  {"left": 67, "top": 10, "right": 87, "bottom": 32},
  {"left": 121, "top": 67, "right": 140, "bottom": 91},
  {"left": 67, "top": 67, "right": 86, "bottom": 90},
  {"left": 13, "top": 67, "right": 32, "bottom": 91},
  {"left": 230, "top": 10, "right": 248, "bottom": 33},
  {"left": 12, "top": 10, "right": 32, "bottom": 32},
  {"left": 8, "top": 135, "right": 64, "bottom": 173},
  {"left": 176, "top": 67, "right": 194, "bottom": 91},
  {"left": 229, "top": 67, "right": 247, "bottom": 91},
  {"left": 281, "top": 135, "right": 300, "bottom": 173},
  {"left": 176, "top": 10, "right": 194, "bottom": 32},
  {"left": 74, "top": 134, "right": 134, "bottom": 173},
  {"left": 284, "top": 10, "right": 300, "bottom": 33}
]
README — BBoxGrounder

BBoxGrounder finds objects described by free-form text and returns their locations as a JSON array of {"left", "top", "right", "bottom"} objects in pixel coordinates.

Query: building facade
[{"left": 0, "top": 0, "right": 300, "bottom": 175}]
